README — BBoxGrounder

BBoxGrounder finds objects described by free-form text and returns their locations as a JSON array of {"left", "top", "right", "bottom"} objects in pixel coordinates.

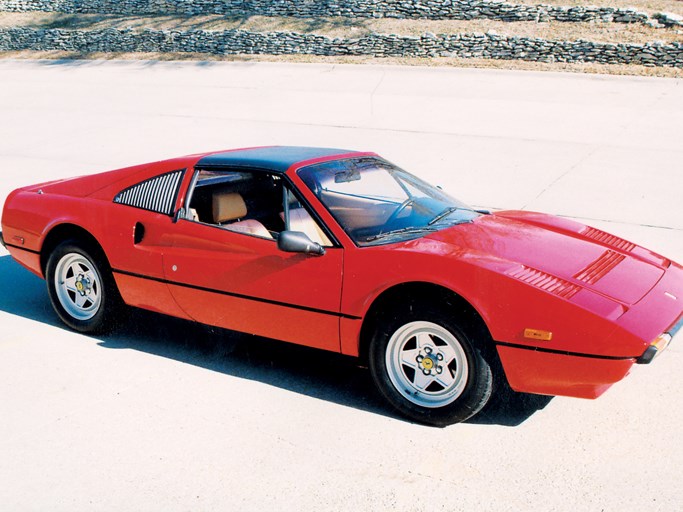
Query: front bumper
[
  {"left": 496, "top": 344, "right": 634, "bottom": 399},
  {"left": 498, "top": 262, "right": 683, "bottom": 399}
]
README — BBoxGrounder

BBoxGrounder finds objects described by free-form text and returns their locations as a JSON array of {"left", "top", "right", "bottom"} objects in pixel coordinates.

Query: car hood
[{"left": 423, "top": 210, "right": 668, "bottom": 305}]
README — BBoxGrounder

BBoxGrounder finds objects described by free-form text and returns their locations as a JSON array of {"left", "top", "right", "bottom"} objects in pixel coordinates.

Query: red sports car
[{"left": 2, "top": 146, "right": 681, "bottom": 426}]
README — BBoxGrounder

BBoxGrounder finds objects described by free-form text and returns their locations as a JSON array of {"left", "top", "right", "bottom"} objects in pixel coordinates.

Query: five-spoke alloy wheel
[
  {"left": 53, "top": 252, "right": 102, "bottom": 321},
  {"left": 46, "top": 240, "right": 120, "bottom": 334},
  {"left": 385, "top": 321, "right": 470, "bottom": 409},
  {"left": 369, "top": 304, "right": 493, "bottom": 426}
]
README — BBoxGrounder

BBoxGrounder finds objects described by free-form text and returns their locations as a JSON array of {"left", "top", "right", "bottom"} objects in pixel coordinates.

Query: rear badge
[{"left": 664, "top": 292, "right": 677, "bottom": 301}]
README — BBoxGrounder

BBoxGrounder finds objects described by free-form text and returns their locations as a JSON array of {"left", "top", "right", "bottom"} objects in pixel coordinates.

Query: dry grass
[
  {"left": 1, "top": 12, "right": 682, "bottom": 44},
  {"left": 517, "top": 0, "right": 683, "bottom": 15},
  {"left": 369, "top": 18, "right": 683, "bottom": 43},
  {"left": 2, "top": 50, "right": 682, "bottom": 78}
]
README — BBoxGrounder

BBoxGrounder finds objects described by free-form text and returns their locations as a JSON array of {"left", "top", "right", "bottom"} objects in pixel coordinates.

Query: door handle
[{"left": 134, "top": 222, "right": 146, "bottom": 244}]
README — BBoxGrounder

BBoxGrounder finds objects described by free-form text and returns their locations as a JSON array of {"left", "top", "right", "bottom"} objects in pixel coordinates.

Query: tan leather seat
[
  {"left": 213, "top": 192, "right": 247, "bottom": 224},
  {"left": 212, "top": 191, "right": 272, "bottom": 239}
]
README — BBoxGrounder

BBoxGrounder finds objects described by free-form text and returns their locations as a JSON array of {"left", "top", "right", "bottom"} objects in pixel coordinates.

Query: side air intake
[{"left": 114, "top": 169, "right": 184, "bottom": 216}]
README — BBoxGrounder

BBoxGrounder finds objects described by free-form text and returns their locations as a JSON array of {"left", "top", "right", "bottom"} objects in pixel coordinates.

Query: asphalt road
[{"left": 0, "top": 60, "right": 681, "bottom": 511}]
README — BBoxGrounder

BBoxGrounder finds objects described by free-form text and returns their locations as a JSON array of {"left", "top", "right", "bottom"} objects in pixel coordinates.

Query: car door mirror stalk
[{"left": 278, "top": 230, "right": 325, "bottom": 256}]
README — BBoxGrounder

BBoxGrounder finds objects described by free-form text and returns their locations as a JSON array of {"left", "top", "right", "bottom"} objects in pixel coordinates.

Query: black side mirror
[{"left": 278, "top": 230, "right": 325, "bottom": 256}]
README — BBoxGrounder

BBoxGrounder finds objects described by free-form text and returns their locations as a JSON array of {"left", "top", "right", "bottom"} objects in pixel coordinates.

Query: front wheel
[
  {"left": 46, "top": 240, "right": 120, "bottom": 334},
  {"left": 369, "top": 306, "right": 493, "bottom": 426}
]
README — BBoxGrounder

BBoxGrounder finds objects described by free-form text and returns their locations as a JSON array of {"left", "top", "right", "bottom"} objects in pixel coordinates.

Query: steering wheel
[{"left": 382, "top": 198, "right": 415, "bottom": 231}]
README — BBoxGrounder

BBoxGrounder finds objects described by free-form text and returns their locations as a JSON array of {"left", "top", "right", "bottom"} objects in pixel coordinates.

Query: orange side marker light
[{"left": 524, "top": 328, "right": 553, "bottom": 341}]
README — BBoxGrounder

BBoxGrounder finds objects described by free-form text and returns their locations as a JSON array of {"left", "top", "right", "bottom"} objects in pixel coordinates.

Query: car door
[
  {"left": 107, "top": 167, "right": 193, "bottom": 319},
  {"left": 161, "top": 168, "right": 344, "bottom": 352}
]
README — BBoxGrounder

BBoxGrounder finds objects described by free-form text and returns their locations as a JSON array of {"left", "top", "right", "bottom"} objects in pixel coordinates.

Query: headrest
[{"left": 212, "top": 192, "right": 247, "bottom": 223}]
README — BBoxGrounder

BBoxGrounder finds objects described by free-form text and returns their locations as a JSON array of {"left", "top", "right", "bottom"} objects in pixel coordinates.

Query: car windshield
[{"left": 297, "top": 157, "right": 479, "bottom": 246}]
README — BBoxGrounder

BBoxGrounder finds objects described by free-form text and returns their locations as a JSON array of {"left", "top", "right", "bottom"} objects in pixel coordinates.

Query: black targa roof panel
[{"left": 197, "top": 146, "right": 353, "bottom": 173}]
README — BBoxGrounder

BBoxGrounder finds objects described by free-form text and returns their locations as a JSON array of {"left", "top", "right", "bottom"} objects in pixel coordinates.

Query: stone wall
[
  {"left": 0, "top": 0, "right": 658, "bottom": 25},
  {"left": 1, "top": 26, "right": 681, "bottom": 67}
]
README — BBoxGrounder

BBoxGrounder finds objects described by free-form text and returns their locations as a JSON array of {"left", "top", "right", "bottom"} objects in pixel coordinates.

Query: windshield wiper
[
  {"left": 365, "top": 226, "right": 437, "bottom": 242},
  {"left": 427, "top": 206, "right": 462, "bottom": 226}
]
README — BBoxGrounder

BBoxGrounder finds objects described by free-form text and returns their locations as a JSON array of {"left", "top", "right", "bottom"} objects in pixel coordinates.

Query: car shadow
[
  {"left": 0, "top": 254, "right": 551, "bottom": 427},
  {"left": 471, "top": 383, "right": 553, "bottom": 426}
]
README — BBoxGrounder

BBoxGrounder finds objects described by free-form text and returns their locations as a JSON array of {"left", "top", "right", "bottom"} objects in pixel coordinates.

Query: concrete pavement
[{"left": 0, "top": 60, "right": 681, "bottom": 511}]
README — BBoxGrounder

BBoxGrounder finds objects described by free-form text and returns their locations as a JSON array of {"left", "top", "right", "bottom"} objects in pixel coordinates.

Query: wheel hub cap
[
  {"left": 75, "top": 274, "right": 91, "bottom": 295},
  {"left": 416, "top": 346, "right": 445, "bottom": 376}
]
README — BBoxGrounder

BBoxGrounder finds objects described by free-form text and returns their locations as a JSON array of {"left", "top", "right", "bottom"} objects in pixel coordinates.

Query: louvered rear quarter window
[{"left": 114, "top": 169, "right": 184, "bottom": 215}]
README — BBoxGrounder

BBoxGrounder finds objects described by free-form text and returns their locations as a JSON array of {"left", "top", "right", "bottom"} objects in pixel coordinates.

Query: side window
[
  {"left": 186, "top": 169, "right": 284, "bottom": 240},
  {"left": 283, "top": 188, "right": 332, "bottom": 247},
  {"left": 114, "top": 169, "right": 184, "bottom": 216},
  {"left": 186, "top": 169, "right": 332, "bottom": 246}
]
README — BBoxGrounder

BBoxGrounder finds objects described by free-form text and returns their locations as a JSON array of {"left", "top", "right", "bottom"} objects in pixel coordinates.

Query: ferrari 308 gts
[{"left": 1, "top": 146, "right": 681, "bottom": 425}]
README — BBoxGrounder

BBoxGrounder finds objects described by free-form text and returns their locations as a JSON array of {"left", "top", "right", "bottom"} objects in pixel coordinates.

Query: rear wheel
[
  {"left": 46, "top": 240, "right": 120, "bottom": 334},
  {"left": 369, "top": 304, "right": 493, "bottom": 426}
]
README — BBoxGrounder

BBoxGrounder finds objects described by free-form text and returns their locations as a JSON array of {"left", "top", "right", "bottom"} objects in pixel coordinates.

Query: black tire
[
  {"left": 368, "top": 303, "right": 493, "bottom": 427},
  {"left": 45, "top": 239, "right": 121, "bottom": 334}
]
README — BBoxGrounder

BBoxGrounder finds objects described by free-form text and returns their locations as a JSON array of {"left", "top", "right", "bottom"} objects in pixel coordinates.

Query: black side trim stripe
[
  {"left": 495, "top": 340, "right": 638, "bottom": 361},
  {"left": 112, "top": 268, "right": 362, "bottom": 320},
  {"left": 4, "top": 243, "right": 40, "bottom": 255}
]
